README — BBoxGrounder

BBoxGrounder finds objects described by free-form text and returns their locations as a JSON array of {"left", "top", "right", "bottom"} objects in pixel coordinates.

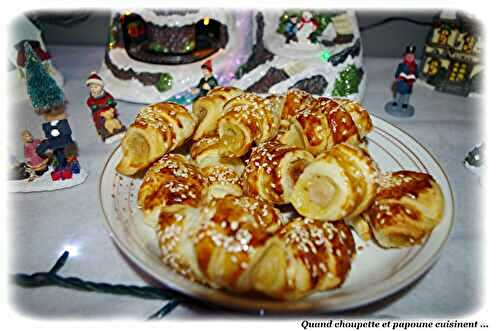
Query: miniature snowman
[{"left": 296, "top": 11, "right": 318, "bottom": 44}]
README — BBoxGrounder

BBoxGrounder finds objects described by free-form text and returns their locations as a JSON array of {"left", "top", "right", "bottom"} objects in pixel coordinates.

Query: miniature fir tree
[
  {"left": 24, "top": 42, "right": 65, "bottom": 114},
  {"left": 332, "top": 64, "right": 360, "bottom": 97}
]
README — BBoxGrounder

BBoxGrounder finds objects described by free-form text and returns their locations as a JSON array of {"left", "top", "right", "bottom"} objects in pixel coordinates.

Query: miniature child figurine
[
  {"left": 21, "top": 130, "right": 49, "bottom": 177},
  {"left": 191, "top": 60, "right": 218, "bottom": 98},
  {"left": 86, "top": 72, "right": 126, "bottom": 144},
  {"left": 284, "top": 15, "right": 299, "bottom": 43},
  {"left": 385, "top": 45, "right": 418, "bottom": 117}
]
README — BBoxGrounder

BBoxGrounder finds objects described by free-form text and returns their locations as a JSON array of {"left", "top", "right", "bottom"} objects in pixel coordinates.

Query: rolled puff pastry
[
  {"left": 156, "top": 195, "right": 284, "bottom": 291},
  {"left": 217, "top": 93, "right": 282, "bottom": 157},
  {"left": 278, "top": 97, "right": 371, "bottom": 155},
  {"left": 363, "top": 171, "right": 445, "bottom": 248},
  {"left": 242, "top": 140, "right": 314, "bottom": 204},
  {"left": 190, "top": 136, "right": 245, "bottom": 200},
  {"left": 116, "top": 102, "right": 197, "bottom": 176},
  {"left": 290, "top": 143, "right": 379, "bottom": 221},
  {"left": 251, "top": 218, "right": 356, "bottom": 300},
  {"left": 137, "top": 154, "right": 205, "bottom": 227},
  {"left": 281, "top": 89, "right": 317, "bottom": 119},
  {"left": 192, "top": 86, "right": 243, "bottom": 140}
]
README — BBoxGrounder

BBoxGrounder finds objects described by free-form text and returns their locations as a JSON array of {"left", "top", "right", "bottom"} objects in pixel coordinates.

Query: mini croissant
[
  {"left": 290, "top": 143, "right": 379, "bottom": 221},
  {"left": 363, "top": 171, "right": 445, "bottom": 248},
  {"left": 156, "top": 195, "right": 356, "bottom": 300},
  {"left": 116, "top": 102, "right": 197, "bottom": 175}
]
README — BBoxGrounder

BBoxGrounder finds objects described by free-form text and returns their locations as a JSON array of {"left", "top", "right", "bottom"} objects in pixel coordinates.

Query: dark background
[{"left": 25, "top": 10, "right": 443, "bottom": 58}]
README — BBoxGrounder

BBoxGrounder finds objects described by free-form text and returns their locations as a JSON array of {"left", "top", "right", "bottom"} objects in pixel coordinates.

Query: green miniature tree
[
  {"left": 155, "top": 73, "right": 173, "bottom": 92},
  {"left": 332, "top": 64, "right": 361, "bottom": 97},
  {"left": 24, "top": 42, "right": 65, "bottom": 114}
]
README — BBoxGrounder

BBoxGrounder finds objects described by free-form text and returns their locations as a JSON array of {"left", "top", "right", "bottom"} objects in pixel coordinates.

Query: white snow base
[{"left": 9, "top": 168, "right": 89, "bottom": 193}]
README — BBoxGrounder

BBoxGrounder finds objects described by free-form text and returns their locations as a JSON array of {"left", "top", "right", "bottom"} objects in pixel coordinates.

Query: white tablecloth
[{"left": 9, "top": 46, "right": 483, "bottom": 319}]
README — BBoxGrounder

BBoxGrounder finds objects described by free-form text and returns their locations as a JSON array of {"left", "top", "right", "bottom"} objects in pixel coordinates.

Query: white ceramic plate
[{"left": 99, "top": 115, "right": 454, "bottom": 313}]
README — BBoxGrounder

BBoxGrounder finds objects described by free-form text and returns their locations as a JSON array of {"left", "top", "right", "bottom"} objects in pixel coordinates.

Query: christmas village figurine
[
  {"left": 22, "top": 41, "right": 85, "bottom": 187},
  {"left": 22, "top": 130, "right": 49, "bottom": 179},
  {"left": 191, "top": 60, "right": 218, "bottom": 99},
  {"left": 284, "top": 14, "right": 299, "bottom": 43},
  {"left": 85, "top": 72, "right": 126, "bottom": 144},
  {"left": 296, "top": 11, "right": 319, "bottom": 44},
  {"left": 464, "top": 142, "right": 484, "bottom": 175},
  {"left": 385, "top": 45, "right": 418, "bottom": 117}
]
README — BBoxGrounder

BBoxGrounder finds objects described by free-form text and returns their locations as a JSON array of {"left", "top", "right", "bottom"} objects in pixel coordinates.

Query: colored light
[
  {"left": 203, "top": 17, "right": 210, "bottom": 26},
  {"left": 320, "top": 50, "right": 331, "bottom": 62},
  {"left": 62, "top": 244, "right": 80, "bottom": 257}
]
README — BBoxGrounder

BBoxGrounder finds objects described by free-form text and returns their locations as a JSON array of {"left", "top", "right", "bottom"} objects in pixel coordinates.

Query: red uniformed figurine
[{"left": 86, "top": 72, "right": 126, "bottom": 144}]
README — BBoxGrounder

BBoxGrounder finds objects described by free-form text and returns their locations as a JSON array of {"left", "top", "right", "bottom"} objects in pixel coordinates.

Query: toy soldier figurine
[
  {"left": 191, "top": 60, "right": 218, "bottom": 98},
  {"left": 385, "top": 45, "right": 418, "bottom": 117},
  {"left": 86, "top": 72, "right": 126, "bottom": 144}
]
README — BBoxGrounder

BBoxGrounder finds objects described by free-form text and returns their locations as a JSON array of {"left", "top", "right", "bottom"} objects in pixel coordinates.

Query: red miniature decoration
[{"left": 86, "top": 72, "right": 126, "bottom": 144}]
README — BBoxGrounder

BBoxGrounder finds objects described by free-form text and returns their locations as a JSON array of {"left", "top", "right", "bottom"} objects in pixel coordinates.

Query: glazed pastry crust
[
  {"left": 364, "top": 171, "right": 445, "bottom": 248},
  {"left": 242, "top": 140, "right": 314, "bottom": 204},
  {"left": 290, "top": 143, "right": 379, "bottom": 221},
  {"left": 116, "top": 102, "right": 197, "bottom": 175},
  {"left": 253, "top": 219, "right": 355, "bottom": 300},
  {"left": 156, "top": 196, "right": 356, "bottom": 300},
  {"left": 278, "top": 95, "right": 372, "bottom": 156},
  {"left": 190, "top": 136, "right": 244, "bottom": 200},
  {"left": 137, "top": 154, "right": 205, "bottom": 227},
  {"left": 192, "top": 86, "right": 243, "bottom": 140},
  {"left": 157, "top": 196, "right": 284, "bottom": 290},
  {"left": 217, "top": 93, "right": 283, "bottom": 157}
]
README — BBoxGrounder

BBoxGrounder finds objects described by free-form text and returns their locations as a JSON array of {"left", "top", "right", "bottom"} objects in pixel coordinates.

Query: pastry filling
[
  {"left": 127, "top": 132, "right": 150, "bottom": 167},
  {"left": 306, "top": 175, "right": 337, "bottom": 209}
]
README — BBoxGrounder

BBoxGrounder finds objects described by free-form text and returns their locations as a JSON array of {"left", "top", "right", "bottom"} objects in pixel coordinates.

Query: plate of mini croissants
[{"left": 99, "top": 87, "right": 454, "bottom": 312}]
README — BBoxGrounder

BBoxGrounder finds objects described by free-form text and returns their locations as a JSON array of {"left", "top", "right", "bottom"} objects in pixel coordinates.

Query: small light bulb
[
  {"left": 62, "top": 244, "right": 80, "bottom": 257},
  {"left": 203, "top": 17, "right": 210, "bottom": 26}
]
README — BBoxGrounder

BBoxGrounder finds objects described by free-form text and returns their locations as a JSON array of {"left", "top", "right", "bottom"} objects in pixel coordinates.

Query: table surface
[{"left": 9, "top": 46, "right": 483, "bottom": 320}]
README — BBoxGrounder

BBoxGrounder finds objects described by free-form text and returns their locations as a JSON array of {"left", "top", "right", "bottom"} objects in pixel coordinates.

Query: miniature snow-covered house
[
  {"left": 420, "top": 11, "right": 482, "bottom": 97},
  {"left": 99, "top": 9, "right": 364, "bottom": 104},
  {"left": 99, "top": 9, "right": 253, "bottom": 104},
  {"left": 232, "top": 10, "right": 365, "bottom": 100}
]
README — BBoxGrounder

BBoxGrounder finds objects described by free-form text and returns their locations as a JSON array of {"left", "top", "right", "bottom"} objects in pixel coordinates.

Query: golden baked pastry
[
  {"left": 123, "top": 88, "right": 447, "bottom": 301},
  {"left": 190, "top": 136, "right": 244, "bottom": 200},
  {"left": 156, "top": 195, "right": 355, "bottom": 300},
  {"left": 137, "top": 154, "right": 205, "bottom": 227},
  {"left": 278, "top": 97, "right": 372, "bottom": 155},
  {"left": 156, "top": 195, "right": 284, "bottom": 290},
  {"left": 290, "top": 143, "right": 379, "bottom": 221},
  {"left": 116, "top": 102, "right": 197, "bottom": 175},
  {"left": 242, "top": 140, "right": 314, "bottom": 204},
  {"left": 281, "top": 89, "right": 317, "bottom": 119},
  {"left": 192, "top": 86, "right": 243, "bottom": 140},
  {"left": 333, "top": 98, "right": 373, "bottom": 139},
  {"left": 253, "top": 218, "right": 355, "bottom": 300},
  {"left": 363, "top": 171, "right": 445, "bottom": 248},
  {"left": 217, "top": 93, "right": 282, "bottom": 157}
]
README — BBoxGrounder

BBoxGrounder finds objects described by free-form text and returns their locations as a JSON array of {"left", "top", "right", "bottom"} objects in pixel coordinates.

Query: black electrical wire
[
  {"left": 360, "top": 17, "right": 433, "bottom": 31},
  {"left": 12, "top": 251, "right": 190, "bottom": 318}
]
